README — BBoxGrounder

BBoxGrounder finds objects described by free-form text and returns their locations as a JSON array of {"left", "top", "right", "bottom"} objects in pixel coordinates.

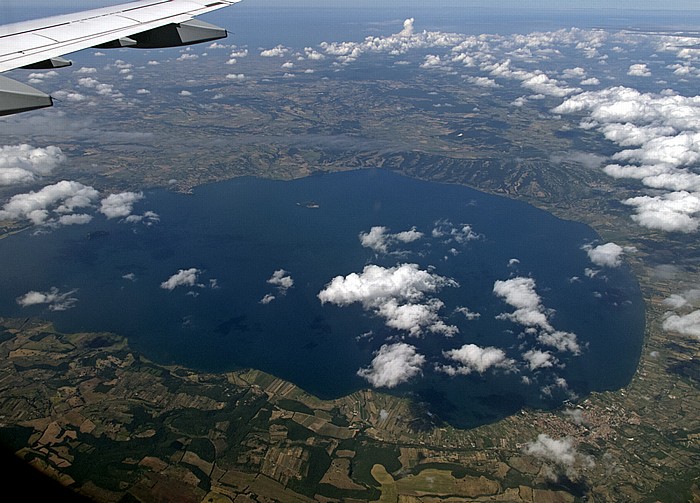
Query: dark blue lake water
[{"left": 0, "top": 169, "right": 644, "bottom": 428}]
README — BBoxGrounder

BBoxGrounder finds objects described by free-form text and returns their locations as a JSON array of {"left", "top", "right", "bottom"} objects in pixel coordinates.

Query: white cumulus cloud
[
  {"left": 0, "top": 144, "right": 66, "bottom": 186},
  {"left": 583, "top": 242, "right": 625, "bottom": 268},
  {"left": 662, "top": 310, "right": 700, "bottom": 339},
  {"left": 523, "top": 349, "right": 557, "bottom": 370},
  {"left": 267, "top": 269, "right": 294, "bottom": 294},
  {"left": 357, "top": 342, "right": 425, "bottom": 388},
  {"left": 494, "top": 277, "right": 553, "bottom": 332},
  {"left": 554, "top": 87, "right": 700, "bottom": 232},
  {"left": 260, "top": 45, "right": 290, "bottom": 57},
  {"left": 99, "top": 191, "right": 143, "bottom": 219},
  {"left": 627, "top": 63, "right": 651, "bottom": 76},
  {"left": 160, "top": 268, "right": 201, "bottom": 291},
  {"left": 0, "top": 180, "right": 99, "bottom": 225},
  {"left": 439, "top": 344, "right": 515, "bottom": 375},
  {"left": 359, "top": 225, "right": 424, "bottom": 254},
  {"left": 318, "top": 263, "right": 458, "bottom": 337}
]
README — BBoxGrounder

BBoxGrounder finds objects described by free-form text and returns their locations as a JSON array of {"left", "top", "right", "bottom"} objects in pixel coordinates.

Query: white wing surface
[{"left": 0, "top": 0, "right": 241, "bottom": 115}]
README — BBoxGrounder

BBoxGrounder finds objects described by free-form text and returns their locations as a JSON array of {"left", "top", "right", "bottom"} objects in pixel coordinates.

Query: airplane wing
[{"left": 0, "top": 0, "right": 241, "bottom": 116}]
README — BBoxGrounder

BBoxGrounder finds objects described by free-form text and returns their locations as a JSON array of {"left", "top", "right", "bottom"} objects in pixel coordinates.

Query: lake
[{"left": 0, "top": 169, "right": 645, "bottom": 428}]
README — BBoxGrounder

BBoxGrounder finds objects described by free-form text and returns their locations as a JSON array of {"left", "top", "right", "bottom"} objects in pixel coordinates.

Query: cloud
[
  {"left": 553, "top": 87, "right": 700, "bottom": 232},
  {"left": 77, "top": 77, "right": 122, "bottom": 98},
  {"left": 359, "top": 225, "right": 424, "bottom": 254},
  {"left": 160, "top": 268, "right": 201, "bottom": 291},
  {"left": 583, "top": 242, "right": 625, "bottom": 267},
  {"left": 454, "top": 306, "right": 480, "bottom": 320},
  {"left": 662, "top": 310, "right": 700, "bottom": 339},
  {"left": 319, "top": 263, "right": 455, "bottom": 306},
  {"left": 482, "top": 58, "right": 582, "bottom": 97},
  {"left": 627, "top": 63, "right": 651, "bottom": 76},
  {"left": 541, "top": 376, "right": 574, "bottom": 399},
  {"left": 58, "top": 213, "right": 93, "bottom": 225},
  {"left": 376, "top": 297, "right": 457, "bottom": 337},
  {"left": 521, "top": 73, "right": 581, "bottom": 97},
  {"left": 663, "top": 288, "right": 700, "bottom": 309},
  {"left": 394, "top": 228, "right": 424, "bottom": 243},
  {"left": 493, "top": 277, "right": 553, "bottom": 332},
  {"left": 524, "top": 434, "right": 594, "bottom": 481},
  {"left": 652, "top": 264, "right": 681, "bottom": 280},
  {"left": 267, "top": 269, "right": 294, "bottom": 294},
  {"left": 431, "top": 220, "right": 480, "bottom": 244},
  {"left": 421, "top": 54, "right": 443, "bottom": 68},
  {"left": 229, "top": 48, "right": 248, "bottom": 58},
  {"left": 662, "top": 287, "right": 700, "bottom": 339},
  {"left": 260, "top": 45, "right": 290, "bottom": 57},
  {"left": 523, "top": 349, "right": 557, "bottom": 370},
  {"left": 124, "top": 210, "right": 160, "bottom": 225},
  {"left": 439, "top": 344, "right": 515, "bottom": 375},
  {"left": 564, "top": 408, "right": 585, "bottom": 425},
  {"left": 562, "top": 67, "right": 586, "bottom": 79},
  {"left": 357, "top": 342, "right": 425, "bottom": 388},
  {"left": 259, "top": 294, "right": 276, "bottom": 305},
  {"left": 304, "top": 47, "right": 325, "bottom": 60},
  {"left": 0, "top": 180, "right": 99, "bottom": 225},
  {"left": 623, "top": 192, "right": 700, "bottom": 233},
  {"left": 0, "top": 144, "right": 66, "bottom": 186},
  {"left": 465, "top": 76, "right": 501, "bottom": 88},
  {"left": 399, "top": 18, "right": 415, "bottom": 37},
  {"left": 318, "top": 263, "right": 458, "bottom": 337},
  {"left": 584, "top": 268, "right": 599, "bottom": 278},
  {"left": 16, "top": 287, "right": 78, "bottom": 311},
  {"left": 53, "top": 90, "right": 88, "bottom": 102},
  {"left": 26, "top": 71, "right": 58, "bottom": 85},
  {"left": 113, "top": 60, "right": 132, "bottom": 70},
  {"left": 99, "top": 191, "right": 143, "bottom": 219},
  {"left": 537, "top": 331, "right": 581, "bottom": 354},
  {"left": 320, "top": 18, "right": 462, "bottom": 65}
]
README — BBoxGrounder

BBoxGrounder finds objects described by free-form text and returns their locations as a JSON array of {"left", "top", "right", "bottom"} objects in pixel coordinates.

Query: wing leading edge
[{"left": 0, "top": 0, "right": 241, "bottom": 116}]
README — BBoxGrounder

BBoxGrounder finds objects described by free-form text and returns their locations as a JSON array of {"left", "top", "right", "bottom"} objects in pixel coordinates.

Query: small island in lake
[{"left": 297, "top": 200, "right": 320, "bottom": 209}]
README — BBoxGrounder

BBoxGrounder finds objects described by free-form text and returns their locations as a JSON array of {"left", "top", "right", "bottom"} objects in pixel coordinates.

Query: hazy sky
[
  {"left": 9, "top": 0, "right": 700, "bottom": 11},
  {"left": 260, "top": 0, "right": 699, "bottom": 8}
]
